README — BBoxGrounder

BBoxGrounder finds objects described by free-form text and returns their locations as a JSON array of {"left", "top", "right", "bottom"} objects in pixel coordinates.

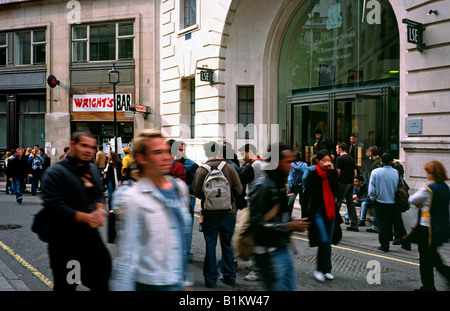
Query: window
[
  {"left": 14, "top": 29, "right": 46, "bottom": 65},
  {"left": 0, "top": 96, "right": 6, "bottom": 148},
  {"left": 17, "top": 94, "right": 46, "bottom": 148},
  {"left": 72, "top": 22, "right": 134, "bottom": 62},
  {"left": 190, "top": 79, "right": 195, "bottom": 139},
  {"left": 0, "top": 33, "right": 7, "bottom": 66},
  {"left": 184, "top": 0, "right": 197, "bottom": 28},
  {"left": 237, "top": 86, "right": 255, "bottom": 139}
]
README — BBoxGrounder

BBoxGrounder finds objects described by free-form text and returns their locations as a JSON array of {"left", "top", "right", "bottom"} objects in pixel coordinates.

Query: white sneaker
[
  {"left": 313, "top": 270, "right": 325, "bottom": 282},
  {"left": 324, "top": 273, "right": 335, "bottom": 280},
  {"left": 244, "top": 270, "right": 262, "bottom": 281}
]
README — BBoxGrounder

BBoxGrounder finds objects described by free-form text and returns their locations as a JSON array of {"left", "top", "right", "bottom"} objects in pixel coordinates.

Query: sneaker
[
  {"left": 324, "top": 273, "right": 335, "bottom": 281},
  {"left": 244, "top": 270, "right": 262, "bottom": 281},
  {"left": 313, "top": 270, "right": 325, "bottom": 282}
]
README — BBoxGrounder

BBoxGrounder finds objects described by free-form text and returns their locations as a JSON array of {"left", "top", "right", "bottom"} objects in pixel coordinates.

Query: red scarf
[{"left": 316, "top": 165, "right": 335, "bottom": 221}]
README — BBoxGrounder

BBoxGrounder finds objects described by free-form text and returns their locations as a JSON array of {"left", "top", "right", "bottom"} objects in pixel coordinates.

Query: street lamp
[{"left": 108, "top": 63, "right": 120, "bottom": 153}]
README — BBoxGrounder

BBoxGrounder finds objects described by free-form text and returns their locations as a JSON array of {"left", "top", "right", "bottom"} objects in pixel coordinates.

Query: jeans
[
  {"left": 337, "top": 183, "right": 358, "bottom": 228},
  {"left": 253, "top": 246, "right": 298, "bottom": 291},
  {"left": 202, "top": 213, "right": 236, "bottom": 286},
  {"left": 11, "top": 177, "right": 23, "bottom": 202},
  {"left": 315, "top": 212, "right": 335, "bottom": 274},
  {"left": 360, "top": 201, "right": 378, "bottom": 230},
  {"left": 187, "top": 196, "right": 196, "bottom": 261},
  {"left": 30, "top": 169, "right": 42, "bottom": 196}
]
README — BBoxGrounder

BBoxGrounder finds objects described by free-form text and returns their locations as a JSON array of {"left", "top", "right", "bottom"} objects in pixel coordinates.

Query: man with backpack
[{"left": 192, "top": 141, "right": 242, "bottom": 288}]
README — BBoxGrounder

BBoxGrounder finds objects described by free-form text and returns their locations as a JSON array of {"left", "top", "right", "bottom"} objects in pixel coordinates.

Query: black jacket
[
  {"left": 303, "top": 168, "right": 342, "bottom": 247},
  {"left": 7, "top": 155, "right": 27, "bottom": 178},
  {"left": 248, "top": 170, "right": 291, "bottom": 249},
  {"left": 40, "top": 155, "right": 106, "bottom": 243}
]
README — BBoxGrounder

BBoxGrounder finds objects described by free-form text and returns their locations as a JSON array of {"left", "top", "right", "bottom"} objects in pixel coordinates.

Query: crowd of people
[
  {"left": 2, "top": 145, "right": 51, "bottom": 203},
  {"left": 3, "top": 128, "right": 448, "bottom": 292}
]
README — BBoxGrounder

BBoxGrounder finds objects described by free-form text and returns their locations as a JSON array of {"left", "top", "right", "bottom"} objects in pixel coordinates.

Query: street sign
[
  {"left": 402, "top": 19, "right": 425, "bottom": 52},
  {"left": 198, "top": 68, "right": 214, "bottom": 85}
]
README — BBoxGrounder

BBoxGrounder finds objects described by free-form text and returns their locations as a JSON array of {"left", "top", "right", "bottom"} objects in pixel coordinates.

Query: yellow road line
[
  {"left": 291, "top": 235, "right": 419, "bottom": 266},
  {"left": 0, "top": 240, "right": 54, "bottom": 288}
]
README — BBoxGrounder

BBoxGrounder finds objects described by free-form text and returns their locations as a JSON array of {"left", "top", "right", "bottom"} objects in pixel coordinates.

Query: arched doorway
[{"left": 279, "top": 0, "right": 400, "bottom": 172}]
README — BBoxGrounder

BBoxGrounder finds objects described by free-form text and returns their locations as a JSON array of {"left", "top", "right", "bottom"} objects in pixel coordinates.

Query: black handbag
[{"left": 31, "top": 207, "right": 51, "bottom": 243}]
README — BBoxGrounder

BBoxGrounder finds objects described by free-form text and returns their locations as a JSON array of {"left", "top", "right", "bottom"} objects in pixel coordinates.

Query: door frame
[{"left": 286, "top": 83, "right": 396, "bottom": 154}]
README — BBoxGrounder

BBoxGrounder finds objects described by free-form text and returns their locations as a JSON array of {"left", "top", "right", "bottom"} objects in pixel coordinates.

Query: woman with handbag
[
  {"left": 406, "top": 160, "right": 450, "bottom": 291},
  {"left": 102, "top": 151, "right": 122, "bottom": 243}
]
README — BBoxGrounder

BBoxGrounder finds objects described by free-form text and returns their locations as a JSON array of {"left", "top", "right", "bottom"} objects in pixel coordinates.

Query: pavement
[{"left": 0, "top": 179, "right": 449, "bottom": 291}]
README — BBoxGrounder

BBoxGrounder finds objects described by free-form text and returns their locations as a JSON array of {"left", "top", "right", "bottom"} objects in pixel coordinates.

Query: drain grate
[
  {"left": 297, "top": 254, "right": 394, "bottom": 278},
  {"left": 0, "top": 224, "right": 23, "bottom": 230}
]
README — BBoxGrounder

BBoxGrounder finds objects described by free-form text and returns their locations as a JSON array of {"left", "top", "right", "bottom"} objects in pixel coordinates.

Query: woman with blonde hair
[{"left": 406, "top": 160, "right": 450, "bottom": 291}]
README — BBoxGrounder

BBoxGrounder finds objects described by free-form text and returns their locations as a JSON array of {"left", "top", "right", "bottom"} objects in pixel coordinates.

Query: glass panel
[
  {"left": 292, "top": 103, "right": 329, "bottom": 164},
  {"left": 73, "top": 26, "right": 87, "bottom": 40},
  {"left": 73, "top": 41, "right": 87, "bottom": 62},
  {"left": 278, "top": 0, "right": 400, "bottom": 139},
  {"left": 33, "top": 30, "right": 46, "bottom": 43},
  {"left": 14, "top": 32, "right": 31, "bottom": 65},
  {"left": 0, "top": 115, "right": 6, "bottom": 148},
  {"left": 118, "top": 23, "right": 133, "bottom": 36},
  {"left": 118, "top": 38, "right": 133, "bottom": 59},
  {"left": 335, "top": 96, "right": 382, "bottom": 182},
  {"left": 19, "top": 114, "right": 45, "bottom": 148},
  {"left": 0, "top": 47, "right": 6, "bottom": 66},
  {"left": 90, "top": 24, "right": 116, "bottom": 61},
  {"left": 0, "top": 33, "right": 6, "bottom": 45},
  {"left": 33, "top": 44, "right": 46, "bottom": 64}
]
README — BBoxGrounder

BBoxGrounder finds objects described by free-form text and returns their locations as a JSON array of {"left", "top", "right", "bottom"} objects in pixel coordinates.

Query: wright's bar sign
[{"left": 73, "top": 94, "right": 132, "bottom": 112}]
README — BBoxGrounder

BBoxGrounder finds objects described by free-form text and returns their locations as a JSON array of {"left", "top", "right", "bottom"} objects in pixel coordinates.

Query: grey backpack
[{"left": 202, "top": 161, "right": 232, "bottom": 211}]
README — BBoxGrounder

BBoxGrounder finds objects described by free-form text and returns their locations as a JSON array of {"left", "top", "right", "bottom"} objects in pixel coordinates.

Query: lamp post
[{"left": 108, "top": 63, "right": 120, "bottom": 153}]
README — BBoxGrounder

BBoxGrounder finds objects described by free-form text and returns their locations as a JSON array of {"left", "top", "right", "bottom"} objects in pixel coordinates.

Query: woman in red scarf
[{"left": 303, "top": 150, "right": 341, "bottom": 282}]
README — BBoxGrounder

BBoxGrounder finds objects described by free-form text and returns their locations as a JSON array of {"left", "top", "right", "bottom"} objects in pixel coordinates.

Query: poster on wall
[{"left": 72, "top": 94, "right": 132, "bottom": 112}]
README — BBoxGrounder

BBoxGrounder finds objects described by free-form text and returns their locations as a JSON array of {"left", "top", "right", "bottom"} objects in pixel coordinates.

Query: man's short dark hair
[
  {"left": 71, "top": 131, "right": 96, "bottom": 144},
  {"left": 314, "top": 128, "right": 323, "bottom": 135},
  {"left": 99, "top": 146, "right": 103, "bottom": 151},
  {"left": 355, "top": 175, "right": 364, "bottom": 182},
  {"left": 204, "top": 141, "right": 220, "bottom": 158},
  {"left": 381, "top": 152, "right": 393, "bottom": 164},
  {"left": 64, "top": 147, "right": 70, "bottom": 153},
  {"left": 39, "top": 148, "right": 45, "bottom": 154},
  {"left": 338, "top": 142, "right": 348, "bottom": 152}
]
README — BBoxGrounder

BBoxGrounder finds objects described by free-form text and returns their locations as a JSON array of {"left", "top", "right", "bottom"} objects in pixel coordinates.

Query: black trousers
[
  {"left": 416, "top": 225, "right": 450, "bottom": 290},
  {"left": 48, "top": 234, "right": 112, "bottom": 291},
  {"left": 374, "top": 201, "right": 396, "bottom": 249}
]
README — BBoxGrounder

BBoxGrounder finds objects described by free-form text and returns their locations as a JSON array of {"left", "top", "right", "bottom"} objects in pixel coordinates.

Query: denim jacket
[{"left": 109, "top": 176, "right": 193, "bottom": 290}]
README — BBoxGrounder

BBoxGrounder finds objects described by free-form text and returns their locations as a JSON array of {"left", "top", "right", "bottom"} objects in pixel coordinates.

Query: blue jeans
[
  {"left": 12, "top": 177, "right": 23, "bottom": 202},
  {"left": 187, "top": 196, "right": 196, "bottom": 261},
  {"left": 315, "top": 212, "right": 335, "bottom": 274},
  {"left": 30, "top": 169, "right": 42, "bottom": 196},
  {"left": 254, "top": 246, "right": 298, "bottom": 291},
  {"left": 202, "top": 213, "right": 236, "bottom": 286}
]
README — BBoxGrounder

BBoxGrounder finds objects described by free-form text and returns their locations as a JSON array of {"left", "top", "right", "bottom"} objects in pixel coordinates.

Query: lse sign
[
  {"left": 403, "top": 19, "right": 425, "bottom": 52},
  {"left": 407, "top": 25, "right": 419, "bottom": 44}
]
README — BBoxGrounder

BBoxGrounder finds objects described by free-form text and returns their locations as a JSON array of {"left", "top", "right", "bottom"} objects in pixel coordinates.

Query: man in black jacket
[
  {"left": 7, "top": 149, "right": 26, "bottom": 204},
  {"left": 40, "top": 131, "right": 111, "bottom": 291},
  {"left": 248, "top": 143, "right": 309, "bottom": 291}
]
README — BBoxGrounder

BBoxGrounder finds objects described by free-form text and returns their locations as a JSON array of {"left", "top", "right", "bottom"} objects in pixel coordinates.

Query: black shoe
[
  {"left": 401, "top": 243, "right": 411, "bottom": 251},
  {"left": 220, "top": 276, "right": 236, "bottom": 286},
  {"left": 347, "top": 226, "right": 359, "bottom": 232},
  {"left": 357, "top": 221, "right": 366, "bottom": 227},
  {"left": 377, "top": 246, "right": 389, "bottom": 252},
  {"left": 393, "top": 239, "right": 402, "bottom": 245},
  {"left": 205, "top": 280, "right": 216, "bottom": 288},
  {"left": 366, "top": 228, "right": 378, "bottom": 233},
  {"left": 414, "top": 286, "right": 436, "bottom": 291},
  {"left": 344, "top": 219, "right": 350, "bottom": 225},
  {"left": 17, "top": 198, "right": 22, "bottom": 204}
]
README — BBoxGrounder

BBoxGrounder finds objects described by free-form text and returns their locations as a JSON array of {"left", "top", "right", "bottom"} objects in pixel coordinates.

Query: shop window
[
  {"left": 0, "top": 33, "right": 7, "bottom": 66},
  {"left": 237, "top": 86, "right": 255, "bottom": 139},
  {"left": 14, "top": 29, "right": 46, "bottom": 65},
  {"left": 72, "top": 22, "right": 134, "bottom": 62}
]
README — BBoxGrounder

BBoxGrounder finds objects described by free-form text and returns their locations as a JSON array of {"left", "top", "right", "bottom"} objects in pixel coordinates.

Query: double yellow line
[{"left": 0, "top": 240, "right": 54, "bottom": 288}]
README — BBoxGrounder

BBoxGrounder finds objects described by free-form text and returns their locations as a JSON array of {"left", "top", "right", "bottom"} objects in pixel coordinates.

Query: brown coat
[
  {"left": 95, "top": 151, "right": 107, "bottom": 169},
  {"left": 192, "top": 158, "right": 243, "bottom": 214}
]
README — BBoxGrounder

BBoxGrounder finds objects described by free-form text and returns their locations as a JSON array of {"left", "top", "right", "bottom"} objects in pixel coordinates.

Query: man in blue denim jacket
[{"left": 110, "top": 129, "right": 193, "bottom": 291}]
